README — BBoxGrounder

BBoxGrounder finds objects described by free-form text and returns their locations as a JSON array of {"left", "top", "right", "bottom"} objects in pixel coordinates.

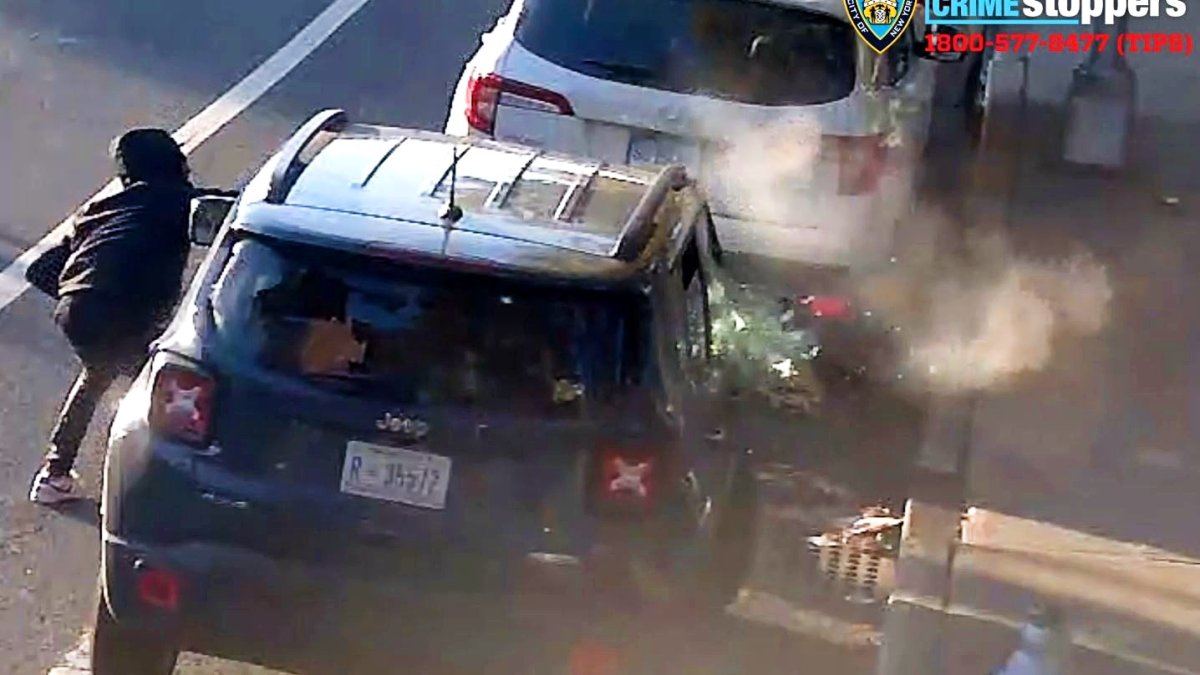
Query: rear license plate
[
  {"left": 628, "top": 133, "right": 700, "bottom": 167},
  {"left": 340, "top": 441, "right": 452, "bottom": 510}
]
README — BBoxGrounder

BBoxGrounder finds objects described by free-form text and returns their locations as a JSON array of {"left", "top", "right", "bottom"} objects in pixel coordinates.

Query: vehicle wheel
[
  {"left": 92, "top": 594, "right": 179, "bottom": 675},
  {"left": 693, "top": 456, "right": 760, "bottom": 612}
]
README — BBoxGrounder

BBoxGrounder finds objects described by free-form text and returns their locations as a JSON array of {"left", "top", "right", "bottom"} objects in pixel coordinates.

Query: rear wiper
[
  {"left": 303, "top": 371, "right": 376, "bottom": 391},
  {"left": 302, "top": 372, "right": 423, "bottom": 402},
  {"left": 580, "top": 59, "right": 656, "bottom": 80}
]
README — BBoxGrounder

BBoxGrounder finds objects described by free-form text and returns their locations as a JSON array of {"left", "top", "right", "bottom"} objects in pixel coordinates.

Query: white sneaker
[{"left": 28, "top": 469, "right": 81, "bottom": 505}]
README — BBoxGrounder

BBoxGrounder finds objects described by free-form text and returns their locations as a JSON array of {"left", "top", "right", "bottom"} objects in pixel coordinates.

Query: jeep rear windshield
[
  {"left": 515, "top": 0, "right": 857, "bottom": 106},
  {"left": 210, "top": 237, "right": 652, "bottom": 415}
]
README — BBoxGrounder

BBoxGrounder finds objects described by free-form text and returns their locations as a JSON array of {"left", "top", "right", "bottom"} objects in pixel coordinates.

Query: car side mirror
[
  {"left": 189, "top": 195, "right": 236, "bottom": 247},
  {"left": 918, "top": 25, "right": 968, "bottom": 62}
]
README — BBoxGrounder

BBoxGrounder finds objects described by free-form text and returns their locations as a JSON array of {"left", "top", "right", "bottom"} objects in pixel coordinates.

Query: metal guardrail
[{"left": 876, "top": 50, "right": 1031, "bottom": 675}]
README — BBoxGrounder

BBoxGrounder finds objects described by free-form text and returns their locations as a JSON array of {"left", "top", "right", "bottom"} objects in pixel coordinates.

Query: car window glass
[
  {"left": 679, "top": 238, "right": 709, "bottom": 364},
  {"left": 211, "top": 239, "right": 287, "bottom": 342},
  {"left": 517, "top": 0, "right": 857, "bottom": 106},
  {"left": 651, "top": 264, "right": 687, "bottom": 415},
  {"left": 681, "top": 191, "right": 723, "bottom": 266},
  {"left": 706, "top": 213, "right": 723, "bottom": 263},
  {"left": 210, "top": 237, "right": 652, "bottom": 416}
]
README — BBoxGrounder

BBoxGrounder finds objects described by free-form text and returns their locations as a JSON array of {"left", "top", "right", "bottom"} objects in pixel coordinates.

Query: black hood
[{"left": 111, "top": 128, "right": 189, "bottom": 184}]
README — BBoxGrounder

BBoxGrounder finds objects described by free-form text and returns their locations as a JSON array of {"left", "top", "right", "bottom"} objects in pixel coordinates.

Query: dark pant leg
[
  {"left": 45, "top": 359, "right": 119, "bottom": 476},
  {"left": 45, "top": 293, "right": 146, "bottom": 477}
]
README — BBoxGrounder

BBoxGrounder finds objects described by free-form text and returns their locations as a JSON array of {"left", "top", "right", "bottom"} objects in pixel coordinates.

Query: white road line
[
  {"left": 0, "top": 0, "right": 373, "bottom": 313},
  {"left": 20, "top": 0, "right": 371, "bottom": 671},
  {"left": 46, "top": 633, "right": 90, "bottom": 675}
]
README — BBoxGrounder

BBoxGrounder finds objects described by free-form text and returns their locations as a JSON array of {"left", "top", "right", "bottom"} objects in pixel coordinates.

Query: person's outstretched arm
[{"left": 191, "top": 186, "right": 240, "bottom": 199}]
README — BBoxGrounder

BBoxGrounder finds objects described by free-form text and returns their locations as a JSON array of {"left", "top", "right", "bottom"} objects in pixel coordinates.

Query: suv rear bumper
[{"left": 102, "top": 531, "right": 659, "bottom": 665}]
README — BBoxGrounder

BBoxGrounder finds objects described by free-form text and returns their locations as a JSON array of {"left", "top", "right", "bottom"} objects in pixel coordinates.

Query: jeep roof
[{"left": 231, "top": 109, "right": 696, "bottom": 287}]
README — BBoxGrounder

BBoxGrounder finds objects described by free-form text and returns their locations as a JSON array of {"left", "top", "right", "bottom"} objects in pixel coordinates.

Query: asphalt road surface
[{"left": 0, "top": 1, "right": 937, "bottom": 672}]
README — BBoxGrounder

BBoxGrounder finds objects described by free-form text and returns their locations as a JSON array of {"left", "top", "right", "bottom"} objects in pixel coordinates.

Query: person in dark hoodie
[{"left": 29, "top": 128, "right": 198, "bottom": 504}]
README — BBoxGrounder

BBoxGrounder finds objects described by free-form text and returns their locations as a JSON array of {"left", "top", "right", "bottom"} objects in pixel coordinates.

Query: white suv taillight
[
  {"left": 466, "top": 72, "right": 575, "bottom": 136},
  {"left": 822, "top": 134, "right": 887, "bottom": 195},
  {"left": 148, "top": 356, "right": 216, "bottom": 446}
]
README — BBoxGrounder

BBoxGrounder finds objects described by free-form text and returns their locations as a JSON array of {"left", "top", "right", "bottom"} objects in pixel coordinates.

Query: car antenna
[{"left": 439, "top": 145, "right": 465, "bottom": 226}]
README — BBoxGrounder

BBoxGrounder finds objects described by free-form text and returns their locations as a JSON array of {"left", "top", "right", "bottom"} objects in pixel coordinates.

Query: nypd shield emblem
[{"left": 844, "top": 0, "right": 916, "bottom": 54}]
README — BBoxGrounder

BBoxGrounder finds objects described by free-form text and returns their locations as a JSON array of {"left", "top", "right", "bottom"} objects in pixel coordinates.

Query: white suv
[{"left": 446, "top": 0, "right": 964, "bottom": 277}]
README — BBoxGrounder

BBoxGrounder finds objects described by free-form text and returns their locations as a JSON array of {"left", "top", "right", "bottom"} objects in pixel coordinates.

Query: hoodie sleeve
[
  {"left": 63, "top": 200, "right": 101, "bottom": 248},
  {"left": 57, "top": 212, "right": 84, "bottom": 252}
]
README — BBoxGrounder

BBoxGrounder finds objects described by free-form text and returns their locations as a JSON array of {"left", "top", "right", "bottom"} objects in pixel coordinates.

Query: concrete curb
[{"left": 874, "top": 50, "right": 1030, "bottom": 675}]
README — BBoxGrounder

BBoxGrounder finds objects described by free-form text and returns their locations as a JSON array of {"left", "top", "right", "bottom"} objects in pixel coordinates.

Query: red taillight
[
  {"left": 466, "top": 73, "right": 501, "bottom": 134},
  {"left": 592, "top": 446, "right": 660, "bottom": 514},
  {"left": 136, "top": 567, "right": 180, "bottom": 611},
  {"left": 569, "top": 640, "right": 623, "bottom": 675},
  {"left": 148, "top": 360, "right": 215, "bottom": 446},
  {"left": 798, "top": 295, "right": 854, "bottom": 321},
  {"left": 823, "top": 134, "right": 887, "bottom": 195},
  {"left": 466, "top": 72, "right": 574, "bottom": 135}
]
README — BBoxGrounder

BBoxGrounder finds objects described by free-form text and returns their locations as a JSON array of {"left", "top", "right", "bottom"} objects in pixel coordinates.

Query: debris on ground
[
  {"left": 798, "top": 506, "right": 904, "bottom": 605},
  {"left": 709, "top": 277, "right": 825, "bottom": 416},
  {"left": 807, "top": 506, "right": 903, "bottom": 556}
]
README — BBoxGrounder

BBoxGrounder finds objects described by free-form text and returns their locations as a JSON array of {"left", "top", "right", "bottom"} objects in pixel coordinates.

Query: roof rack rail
[
  {"left": 611, "top": 164, "right": 689, "bottom": 261},
  {"left": 265, "top": 108, "right": 349, "bottom": 204}
]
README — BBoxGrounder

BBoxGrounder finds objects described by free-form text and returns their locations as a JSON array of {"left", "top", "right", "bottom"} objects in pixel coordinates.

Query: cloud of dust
[
  {"left": 692, "top": 114, "right": 825, "bottom": 226},
  {"left": 853, "top": 218, "right": 1114, "bottom": 394},
  {"left": 679, "top": 102, "right": 1113, "bottom": 395}
]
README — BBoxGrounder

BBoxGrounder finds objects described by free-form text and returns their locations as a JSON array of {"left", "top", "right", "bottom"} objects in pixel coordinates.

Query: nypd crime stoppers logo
[{"left": 844, "top": 0, "right": 916, "bottom": 54}]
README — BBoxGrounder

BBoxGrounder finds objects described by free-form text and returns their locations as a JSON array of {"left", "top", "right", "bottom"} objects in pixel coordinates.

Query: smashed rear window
[
  {"left": 516, "top": 0, "right": 857, "bottom": 106},
  {"left": 211, "top": 237, "right": 653, "bottom": 415}
]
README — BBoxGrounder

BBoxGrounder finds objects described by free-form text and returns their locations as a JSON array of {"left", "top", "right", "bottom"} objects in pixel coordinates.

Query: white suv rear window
[{"left": 516, "top": 0, "right": 857, "bottom": 106}]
